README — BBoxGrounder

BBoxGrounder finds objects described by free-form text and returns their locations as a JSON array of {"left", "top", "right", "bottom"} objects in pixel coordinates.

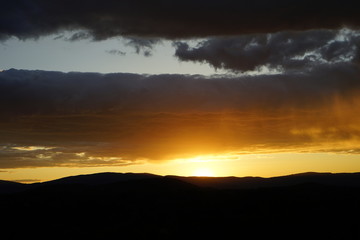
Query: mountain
[
  {"left": 1, "top": 172, "right": 360, "bottom": 239},
  {"left": 0, "top": 172, "right": 160, "bottom": 194},
  {"left": 38, "top": 172, "right": 159, "bottom": 186},
  {"left": 174, "top": 172, "right": 360, "bottom": 189},
  {"left": 0, "top": 179, "right": 28, "bottom": 194},
  {"left": 3, "top": 171, "right": 360, "bottom": 194}
]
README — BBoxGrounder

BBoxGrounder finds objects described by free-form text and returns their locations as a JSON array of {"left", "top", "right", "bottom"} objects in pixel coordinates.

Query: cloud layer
[
  {"left": 174, "top": 28, "right": 360, "bottom": 72},
  {"left": 1, "top": 67, "right": 360, "bottom": 168},
  {"left": 1, "top": 0, "right": 360, "bottom": 40},
  {"left": 2, "top": 1, "right": 360, "bottom": 171}
]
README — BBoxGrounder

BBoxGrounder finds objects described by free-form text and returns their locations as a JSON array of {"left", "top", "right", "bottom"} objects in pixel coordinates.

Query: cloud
[
  {"left": 106, "top": 49, "right": 126, "bottom": 56},
  {"left": 1, "top": 0, "right": 360, "bottom": 40},
  {"left": 0, "top": 67, "right": 360, "bottom": 168},
  {"left": 12, "top": 179, "right": 41, "bottom": 183},
  {"left": 11, "top": 146, "right": 54, "bottom": 151},
  {"left": 124, "top": 38, "right": 161, "bottom": 57},
  {"left": 1, "top": 65, "right": 359, "bottom": 114},
  {"left": 174, "top": 28, "right": 360, "bottom": 72}
]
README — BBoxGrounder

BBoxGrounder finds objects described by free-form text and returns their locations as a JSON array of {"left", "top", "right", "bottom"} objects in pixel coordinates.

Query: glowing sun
[{"left": 193, "top": 168, "right": 214, "bottom": 177}]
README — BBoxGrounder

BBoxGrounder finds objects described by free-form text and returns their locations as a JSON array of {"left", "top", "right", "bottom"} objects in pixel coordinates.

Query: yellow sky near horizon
[{"left": 2, "top": 152, "right": 360, "bottom": 183}]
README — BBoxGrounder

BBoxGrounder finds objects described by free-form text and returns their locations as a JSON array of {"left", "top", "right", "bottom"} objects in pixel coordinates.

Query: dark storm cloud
[
  {"left": 174, "top": 29, "right": 360, "bottom": 72},
  {"left": 1, "top": 66, "right": 360, "bottom": 168},
  {"left": 1, "top": 0, "right": 360, "bottom": 40},
  {"left": 1, "top": 65, "right": 359, "bottom": 115}
]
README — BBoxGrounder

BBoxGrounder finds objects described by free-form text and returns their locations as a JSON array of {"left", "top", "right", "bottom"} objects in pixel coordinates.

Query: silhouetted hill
[
  {"left": 0, "top": 172, "right": 161, "bottom": 195},
  {"left": 2, "top": 172, "right": 360, "bottom": 239},
  {"left": 0, "top": 180, "right": 27, "bottom": 194},
  {"left": 3, "top": 171, "right": 360, "bottom": 194},
  {"left": 172, "top": 172, "right": 360, "bottom": 189},
  {"left": 38, "top": 172, "right": 159, "bottom": 186}
]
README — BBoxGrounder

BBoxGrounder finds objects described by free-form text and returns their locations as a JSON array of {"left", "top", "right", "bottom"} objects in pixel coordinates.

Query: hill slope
[
  {"left": 1, "top": 172, "right": 360, "bottom": 239},
  {"left": 174, "top": 172, "right": 360, "bottom": 189},
  {"left": 3, "top": 171, "right": 360, "bottom": 194},
  {"left": 0, "top": 180, "right": 27, "bottom": 194}
]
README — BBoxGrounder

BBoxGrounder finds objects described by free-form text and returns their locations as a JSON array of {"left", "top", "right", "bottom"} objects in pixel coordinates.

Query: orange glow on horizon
[
  {"left": 2, "top": 152, "right": 360, "bottom": 183},
  {"left": 193, "top": 168, "right": 215, "bottom": 177}
]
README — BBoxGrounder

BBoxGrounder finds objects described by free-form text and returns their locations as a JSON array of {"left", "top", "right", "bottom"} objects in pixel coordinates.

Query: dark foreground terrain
[{"left": 1, "top": 172, "right": 360, "bottom": 239}]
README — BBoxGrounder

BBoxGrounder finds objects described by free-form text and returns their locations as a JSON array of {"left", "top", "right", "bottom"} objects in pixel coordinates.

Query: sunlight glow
[{"left": 193, "top": 168, "right": 214, "bottom": 177}]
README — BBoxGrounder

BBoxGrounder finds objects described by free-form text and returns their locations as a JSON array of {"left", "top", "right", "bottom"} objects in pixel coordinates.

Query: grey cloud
[
  {"left": 0, "top": 67, "right": 360, "bottom": 168},
  {"left": 66, "top": 31, "right": 92, "bottom": 41},
  {"left": 174, "top": 29, "right": 360, "bottom": 72},
  {"left": 51, "top": 32, "right": 92, "bottom": 41},
  {"left": 1, "top": 65, "right": 359, "bottom": 115},
  {"left": 124, "top": 38, "right": 161, "bottom": 57},
  {"left": 1, "top": 0, "right": 360, "bottom": 41},
  {"left": 106, "top": 49, "right": 126, "bottom": 56}
]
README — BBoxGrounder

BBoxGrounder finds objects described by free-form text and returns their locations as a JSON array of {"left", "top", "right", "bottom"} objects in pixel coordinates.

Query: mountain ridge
[
  {"left": 2, "top": 171, "right": 360, "bottom": 239},
  {"left": 2, "top": 171, "right": 360, "bottom": 194}
]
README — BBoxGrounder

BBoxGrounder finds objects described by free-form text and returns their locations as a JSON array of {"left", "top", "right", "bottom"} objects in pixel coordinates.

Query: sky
[{"left": 1, "top": 0, "right": 360, "bottom": 182}]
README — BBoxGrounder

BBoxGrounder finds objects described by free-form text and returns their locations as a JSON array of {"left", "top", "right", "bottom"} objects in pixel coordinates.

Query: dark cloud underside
[
  {"left": 1, "top": 0, "right": 360, "bottom": 40},
  {"left": 174, "top": 29, "right": 360, "bottom": 72},
  {"left": 0, "top": 67, "right": 360, "bottom": 168}
]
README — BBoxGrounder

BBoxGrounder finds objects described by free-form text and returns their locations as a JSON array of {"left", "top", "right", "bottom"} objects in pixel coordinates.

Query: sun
[{"left": 193, "top": 168, "right": 214, "bottom": 177}]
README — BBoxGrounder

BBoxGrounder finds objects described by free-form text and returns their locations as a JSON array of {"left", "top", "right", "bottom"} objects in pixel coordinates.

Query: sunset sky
[{"left": 1, "top": 0, "right": 360, "bottom": 182}]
